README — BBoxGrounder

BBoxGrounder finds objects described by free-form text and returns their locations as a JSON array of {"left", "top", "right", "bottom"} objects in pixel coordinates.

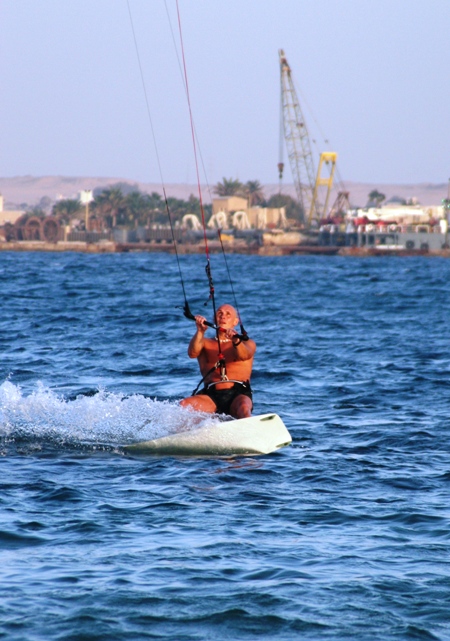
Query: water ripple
[{"left": 0, "top": 253, "right": 450, "bottom": 640}]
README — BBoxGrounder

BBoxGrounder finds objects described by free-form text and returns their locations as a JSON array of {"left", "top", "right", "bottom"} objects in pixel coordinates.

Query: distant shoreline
[{"left": 1, "top": 240, "right": 449, "bottom": 258}]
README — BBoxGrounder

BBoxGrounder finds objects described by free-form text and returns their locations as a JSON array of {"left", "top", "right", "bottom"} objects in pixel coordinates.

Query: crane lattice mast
[{"left": 279, "top": 49, "right": 317, "bottom": 222}]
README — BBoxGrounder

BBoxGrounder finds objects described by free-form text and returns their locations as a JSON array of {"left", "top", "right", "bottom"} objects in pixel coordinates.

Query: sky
[{"left": 1, "top": 0, "right": 449, "bottom": 188}]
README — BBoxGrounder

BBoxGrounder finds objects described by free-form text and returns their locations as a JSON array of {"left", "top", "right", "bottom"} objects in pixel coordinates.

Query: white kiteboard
[{"left": 124, "top": 413, "right": 292, "bottom": 457}]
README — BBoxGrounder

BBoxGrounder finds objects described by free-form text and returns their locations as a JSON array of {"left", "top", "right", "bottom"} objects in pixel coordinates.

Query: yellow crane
[{"left": 279, "top": 49, "right": 337, "bottom": 227}]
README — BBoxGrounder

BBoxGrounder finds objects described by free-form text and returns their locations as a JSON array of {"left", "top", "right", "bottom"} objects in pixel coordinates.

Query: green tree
[
  {"left": 166, "top": 197, "right": 192, "bottom": 224},
  {"left": 265, "top": 193, "right": 304, "bottom": 222},
  {"left": 124, "top": 191, "right": 152, "bottom": 227},
  {"left": 243, "top": 180, "right": 265, "bottom": 206},
  {"left": 213, "top": 177, "right": 243, "bottom": 197},
  {"left": 85, "top": 188, "right": 214, "bottom": 229},
  {"left": 25, "top": 206, "right": 46, "bottom": 218},
  {"left": 93, "top": 188, "right": 126, "bottom": 227},
  {"left": 52, "top": 198, "right": 82, "bottom": 223},
  {"left": 367, "top": 190, "right": 386, "bottom": 207},
  {"left": 181, "top": 194, "right": 211, "bottom": 220},
  {"left": 146, "top": 192, "right": 165, "bottom": 225}
]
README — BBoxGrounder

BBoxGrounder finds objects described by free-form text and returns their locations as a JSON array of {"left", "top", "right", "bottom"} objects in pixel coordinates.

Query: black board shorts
[{"left": 195, "top": 380, "right": 253, "bottom": 416}]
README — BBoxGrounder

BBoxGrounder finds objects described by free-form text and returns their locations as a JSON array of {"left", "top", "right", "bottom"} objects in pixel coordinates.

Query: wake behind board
[{"left": 124, "top": 413, "right": 292, "bottom": 457}]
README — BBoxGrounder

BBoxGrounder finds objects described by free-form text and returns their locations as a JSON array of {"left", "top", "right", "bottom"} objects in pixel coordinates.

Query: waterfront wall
[{"left": 1, "top": 240, "right": 450, "bottom": 257}]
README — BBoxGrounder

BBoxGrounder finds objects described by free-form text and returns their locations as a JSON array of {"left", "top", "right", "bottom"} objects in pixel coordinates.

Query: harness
[
  {"left": 190, "top": 328, "right": 250, "bottom": 396},
  {"left": 191, "top": 357, "right": 242, "bottom": 396}
]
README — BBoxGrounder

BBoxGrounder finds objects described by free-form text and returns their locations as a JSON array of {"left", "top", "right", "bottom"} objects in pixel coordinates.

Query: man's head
[{"left": 215, "top": 304, "right": 239, "bottom": 329}]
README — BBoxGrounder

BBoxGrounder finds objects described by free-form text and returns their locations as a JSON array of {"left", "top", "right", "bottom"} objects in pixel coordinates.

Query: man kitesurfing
[
  {"left": 125, "top": 299, "right": 291, "bottom": 455},
  {"left": 180, "top": 304, "right": 256, "bottom": 419},
  {"left": 122, "top": 2, "right": 291, "bottom": 454}
]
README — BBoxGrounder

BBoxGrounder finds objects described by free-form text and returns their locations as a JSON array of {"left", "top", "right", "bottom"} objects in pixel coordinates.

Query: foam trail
[{"left": 0, "top": 381, "right": 219, "bottom": 453}]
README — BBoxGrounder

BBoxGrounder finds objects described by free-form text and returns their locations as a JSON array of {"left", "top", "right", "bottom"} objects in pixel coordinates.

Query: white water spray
[{"left": 0, "top": 381, "right": 219, "bottom": 452}]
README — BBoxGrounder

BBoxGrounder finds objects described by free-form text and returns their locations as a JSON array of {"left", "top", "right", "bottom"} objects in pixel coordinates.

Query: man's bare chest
[{"left": 201, "top": 339, "right": 236, "bottom": 363}]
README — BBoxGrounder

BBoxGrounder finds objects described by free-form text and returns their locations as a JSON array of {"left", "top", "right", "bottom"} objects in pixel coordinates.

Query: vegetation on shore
[
  {"left": 213, "top": 177, "right": 304, "bottom": 221},
  {"left": 21, "top": 178, "right": 304, "bottom": 228}
]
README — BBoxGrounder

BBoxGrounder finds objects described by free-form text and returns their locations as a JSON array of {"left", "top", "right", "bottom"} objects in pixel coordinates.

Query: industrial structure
[{"left": 278, "top": 49, "right": 338, "bottom": 226}]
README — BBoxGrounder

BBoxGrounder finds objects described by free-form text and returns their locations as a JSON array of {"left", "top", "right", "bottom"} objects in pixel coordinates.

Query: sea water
[{"left": 1, "top": 251, "right": 449, "bottom": 640}]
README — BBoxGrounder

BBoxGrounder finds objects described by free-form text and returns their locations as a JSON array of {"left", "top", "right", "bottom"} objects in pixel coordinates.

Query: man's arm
[
  {"left": 231, "top": 337, "right": 256, "bottom": 361},
  {"left": 187, "top": 315, "right": 208, "bottom": 358},
  {"left": 219, "top": 327, "right": 256, "bottom": 361}
]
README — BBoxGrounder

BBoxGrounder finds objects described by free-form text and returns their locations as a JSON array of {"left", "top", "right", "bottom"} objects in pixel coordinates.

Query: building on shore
[
  {"left": 318, "top": 203, "right": 449, "bottom": 252},
  {"left": 0, "top": 194, "right": 25, "bottom": 226},
  {"left": 211, "top": 195, "right": 287, "bottom": 230}
]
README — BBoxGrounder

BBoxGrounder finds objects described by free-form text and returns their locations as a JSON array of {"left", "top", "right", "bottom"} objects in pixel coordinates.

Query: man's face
[{"left": 216, "top": 305, "right": 238, "bottom": 329}]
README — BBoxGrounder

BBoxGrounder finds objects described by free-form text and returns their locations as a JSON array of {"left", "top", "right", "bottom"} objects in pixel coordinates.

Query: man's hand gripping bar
[{"left": 183, "top": 301, "right": 249, "bottom": 341}]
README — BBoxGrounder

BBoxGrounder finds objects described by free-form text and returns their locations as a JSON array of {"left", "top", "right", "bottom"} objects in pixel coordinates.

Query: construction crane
[{"left": 278, "top": 49, "right": 337, "bottom": 227}]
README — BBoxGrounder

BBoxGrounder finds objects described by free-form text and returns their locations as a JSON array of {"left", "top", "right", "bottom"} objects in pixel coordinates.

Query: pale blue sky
[{"left": 1, "top": 0, "right": 449, "bottom": 187}]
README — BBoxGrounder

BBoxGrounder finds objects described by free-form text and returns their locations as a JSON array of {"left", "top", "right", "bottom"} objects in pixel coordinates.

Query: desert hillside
[{"left": 0, "top": 175, "right": 448, "bottom": 209}]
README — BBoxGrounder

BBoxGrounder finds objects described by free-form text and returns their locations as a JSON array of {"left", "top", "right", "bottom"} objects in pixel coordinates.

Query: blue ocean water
[{"left": 1, "top": 250, "right": 450, "bottom": 640}]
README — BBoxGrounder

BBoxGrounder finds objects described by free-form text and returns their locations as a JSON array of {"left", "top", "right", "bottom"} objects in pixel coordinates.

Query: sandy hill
[{"left": 0, "top": 175, "right": 448, "bottom": 209}]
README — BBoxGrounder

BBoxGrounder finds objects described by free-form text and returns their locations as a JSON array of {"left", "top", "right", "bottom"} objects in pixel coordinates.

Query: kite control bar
[{"left": 183, "top": 301, "right": 217, "bottom": 329}]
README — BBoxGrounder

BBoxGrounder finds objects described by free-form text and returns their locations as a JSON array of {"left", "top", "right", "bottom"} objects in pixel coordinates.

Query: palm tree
[
  {"left": 148, "top": 192, "right": 163, "bottom": 208},
  {"left": 213, "top": 177, "right": 243, "bottom": 197},
  {"left": 124, "top": 191, "right": 152, "bottom": 227},
  {"left": 52, "top": 199, "right": 82, "bottom": 223},
  {"left": 141, "top": 191, "right": 165, "bottom": 225},
  {"left": 94, "top": 188, "right": 126, "bottom": 227},
  {"left": 243, "top": 180, "right": 265, "bottom": 206}
]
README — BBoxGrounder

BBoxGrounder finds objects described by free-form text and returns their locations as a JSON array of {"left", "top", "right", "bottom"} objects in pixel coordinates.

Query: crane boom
[
  {"left": 279, "top": 49, "right": 338, "bottom": 227},
  {"left": 279, "top": 49, "right": 316, "bottom": 220}
]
